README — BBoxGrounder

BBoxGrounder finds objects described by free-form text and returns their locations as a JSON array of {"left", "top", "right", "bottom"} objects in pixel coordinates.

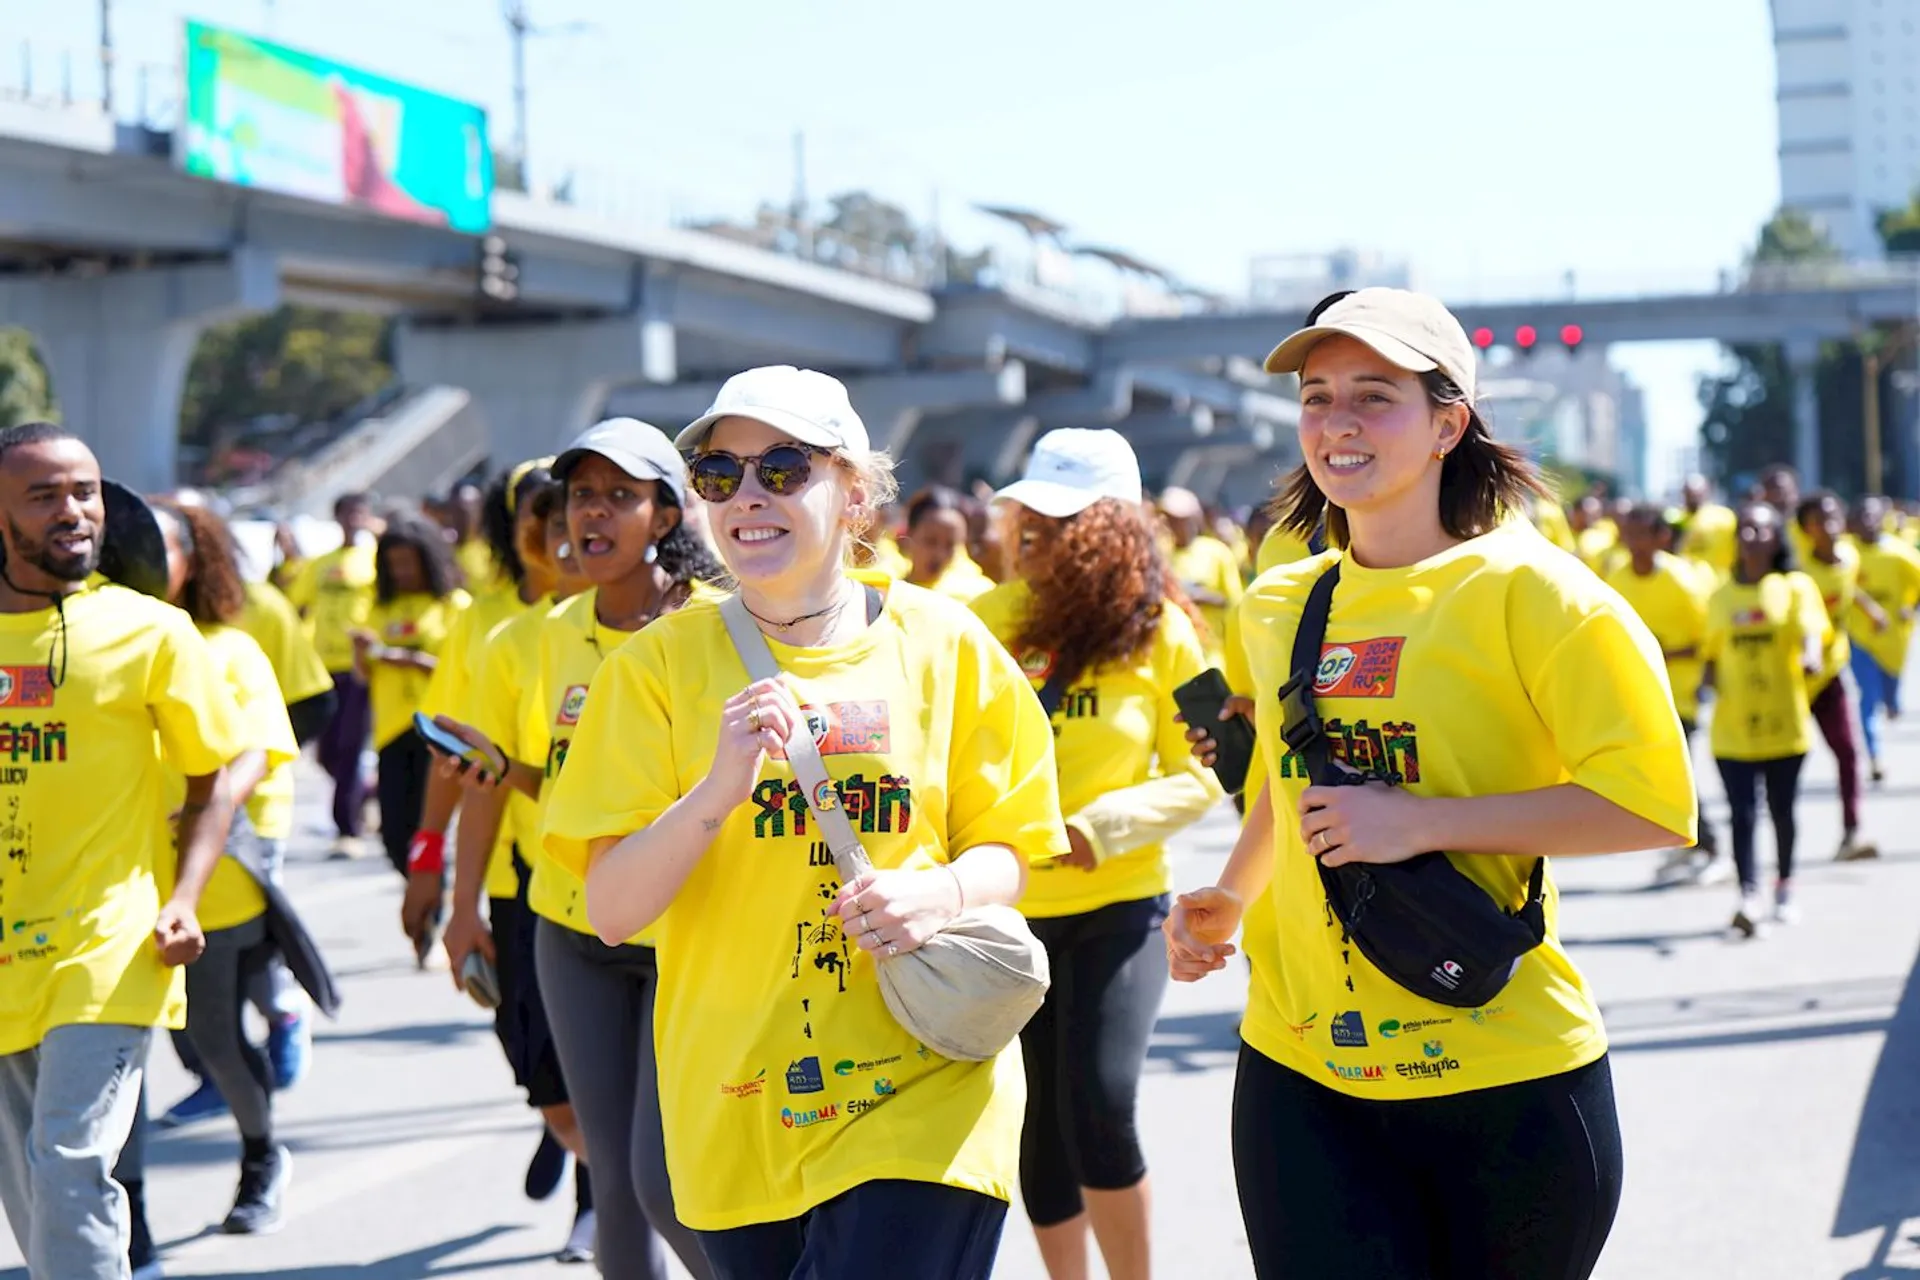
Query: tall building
[{"left": 1773, "top": 0, "right": 1920, "bottom": 258}]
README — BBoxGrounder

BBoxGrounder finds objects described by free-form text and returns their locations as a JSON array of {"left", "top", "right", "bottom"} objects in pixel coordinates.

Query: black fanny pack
[{"left": 1278, "top": 564, "right": 1547, "bottom": 1009}]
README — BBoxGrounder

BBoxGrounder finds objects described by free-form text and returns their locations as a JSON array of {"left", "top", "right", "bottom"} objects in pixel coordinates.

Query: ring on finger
[
  {"left": 886, "top": 943, "right": 898, "bottom": 958},
  {"left": 859, "top": 912, "right": 870, "bottom": 934},
  {"left": 747, "top": 706, "right": 763, "bottom": 732},
  {"left": 1312, "top": 830, "right": 1328, "bottom": 854}
]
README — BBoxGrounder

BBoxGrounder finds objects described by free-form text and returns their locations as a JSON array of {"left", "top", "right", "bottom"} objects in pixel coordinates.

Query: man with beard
[{"left": 0, "top": 423, "right": 246, "bottom": 1278}]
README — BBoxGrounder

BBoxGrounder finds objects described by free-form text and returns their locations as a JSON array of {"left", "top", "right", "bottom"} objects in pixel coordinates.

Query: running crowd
[{"left": 0, "top": 286, "right": 1909, "bottom": 1280}]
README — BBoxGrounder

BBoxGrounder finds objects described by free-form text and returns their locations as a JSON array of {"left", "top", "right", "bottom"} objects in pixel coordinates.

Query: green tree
[
  {"left": 0, "top": 328, "right": 55, "bottom": 430},
  {"left": 179, "top": 306, "right": 393, "bottom": 451}
]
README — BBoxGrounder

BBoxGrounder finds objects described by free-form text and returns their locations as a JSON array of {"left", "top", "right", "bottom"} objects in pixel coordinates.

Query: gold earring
[{"left": 1434, "top": 449, "right": 1448, "bottom": 461}]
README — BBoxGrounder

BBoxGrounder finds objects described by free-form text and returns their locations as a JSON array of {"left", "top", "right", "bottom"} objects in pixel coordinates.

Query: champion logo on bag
[{"left": 1430, "top": 959, "right": 1466, "bottom": 991}]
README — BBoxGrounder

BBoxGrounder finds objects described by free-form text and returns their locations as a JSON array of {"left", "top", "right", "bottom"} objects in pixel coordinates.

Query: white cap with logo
[
  {"left": 675, "top": 366, "right": 871, "bottom": 455},
  {"left": 994, "top": 428, "right": 1143, "bottom": 519},
  {"left": 1262, "top": 288, "right": 1479, "bottom": 403}
]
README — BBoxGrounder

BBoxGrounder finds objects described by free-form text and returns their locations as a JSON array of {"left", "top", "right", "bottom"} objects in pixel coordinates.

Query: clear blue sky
[{"left": 16, "top": 0, "right": 1781, "bottom": 495}]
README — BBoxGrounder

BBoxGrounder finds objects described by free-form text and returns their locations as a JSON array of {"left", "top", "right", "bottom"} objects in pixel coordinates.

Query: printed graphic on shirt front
[
  {"left": 750, "top": 775, "right": 915, "bottom": 840},
  {"left": 768, "top": 701, "right": 892, "bottom": 760},
  {"left": 0, "top": 668, "right": 55, "bottom": 709},
  {"left": 1314, "top": 638, "right": 1406, "bottom": 698},
  {"left": 1277, "top": 718, "right": 1422, "bottom": 784}
]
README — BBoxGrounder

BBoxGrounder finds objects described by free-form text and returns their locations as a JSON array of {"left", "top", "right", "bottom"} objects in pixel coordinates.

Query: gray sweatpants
[
  {"left": 535, "top": 920, "right": 711, "bottom": 1280},
  {"left": 0, "top": 1022, "right": 152, "bottom": 1280},
  {"left": 184, "top": 916, "right": 275, "bottom": 1142}
]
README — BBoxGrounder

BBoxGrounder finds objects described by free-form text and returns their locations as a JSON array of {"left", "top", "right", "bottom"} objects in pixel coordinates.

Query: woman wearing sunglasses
[
  {"left": 434, "top": 418, "right": 724, "bottom": 1280},
  {"left": 1167, "top": 289, "right": 1695, "bottom": 1280},
  {"left": 541, "top": 365, "right": 1066, "bottom": 1280}
]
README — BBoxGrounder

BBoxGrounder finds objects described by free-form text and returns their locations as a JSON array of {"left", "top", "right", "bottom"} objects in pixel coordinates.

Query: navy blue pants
[{"left": 696, "top": 1179, "right": 1007, "bottom": 1280}]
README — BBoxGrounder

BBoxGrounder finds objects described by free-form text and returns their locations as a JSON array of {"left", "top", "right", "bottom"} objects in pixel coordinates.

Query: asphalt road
[{"left": 5, "top": 709, "right": 1919, "bottom": 1279}]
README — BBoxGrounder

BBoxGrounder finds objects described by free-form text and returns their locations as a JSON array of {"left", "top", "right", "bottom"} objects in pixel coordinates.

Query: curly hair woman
[{"left": 971, "top": 428, "right": 1223, "bottom": 1280}]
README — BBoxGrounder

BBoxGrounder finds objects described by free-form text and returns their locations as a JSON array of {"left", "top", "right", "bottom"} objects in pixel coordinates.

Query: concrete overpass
[{"left": 5, "top": 96, "right": 1919, "bottom": 501}]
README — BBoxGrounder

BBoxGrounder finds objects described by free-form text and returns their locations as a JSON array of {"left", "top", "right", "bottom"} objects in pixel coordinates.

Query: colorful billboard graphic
[{"left": 179, "top": 21, "right": 492, "bottom": 233}]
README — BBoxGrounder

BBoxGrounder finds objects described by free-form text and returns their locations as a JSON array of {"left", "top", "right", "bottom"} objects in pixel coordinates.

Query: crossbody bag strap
[
  {"left": 1278, "top": 565, "right": 1342, "bottom": 785},
  {"left": 719, "top": 594, "right": 875, "bottom": 885}
]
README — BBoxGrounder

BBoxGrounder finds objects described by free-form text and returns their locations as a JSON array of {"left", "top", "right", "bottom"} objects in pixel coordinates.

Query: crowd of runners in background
[{"left": 4, "top": 323, "right": 1915, "bottom": 1280}]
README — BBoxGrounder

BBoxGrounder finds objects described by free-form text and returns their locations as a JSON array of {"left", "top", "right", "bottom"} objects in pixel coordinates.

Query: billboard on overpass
[{"left": 178, "top": 21, "right": 492, "bottom": 234}]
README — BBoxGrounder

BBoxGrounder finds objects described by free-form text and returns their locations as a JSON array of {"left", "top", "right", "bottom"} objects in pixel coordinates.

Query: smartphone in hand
[
  {"left": 1173, "top": 668, "right": 1257, "bottom": 796},
  {"left": 412, "top": 711, "right": 499, "bottom": 773}
]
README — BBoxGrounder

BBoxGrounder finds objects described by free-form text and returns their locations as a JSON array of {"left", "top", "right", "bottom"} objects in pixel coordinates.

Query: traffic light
[
  {"left": 1514, "top": 324, "right": 1538, "bottom": 355},
  {"left": 1560, "top": 323, "right": 1584, "bottom": 355},
  {"left": 1471, "top": 327, "right": 1496, "bottom": 352},
  {"left": 478, "top": 235, "right": 521, "bottom": 303}
]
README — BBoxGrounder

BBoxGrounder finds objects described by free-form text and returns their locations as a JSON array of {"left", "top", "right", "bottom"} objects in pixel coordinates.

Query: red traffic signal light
[
  {"left": 1471, "top": 327, "right": 1495, "bottom": 350},
  {"left": 1560, "top": 323, "right": 1584, "bottom": 352},
  {"left": 1514, "top": 324, "right": 1538, "bottom": 351}
]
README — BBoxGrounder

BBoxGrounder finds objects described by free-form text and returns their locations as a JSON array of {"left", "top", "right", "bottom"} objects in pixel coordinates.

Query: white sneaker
[
  {"left": 1690, "top": 857, "right": 1737, "bottom": 888},
  {"left": 556, "top": 1208, "right": 595, "bottom": 1264},
  {"left": 1773, "top": 881, "right": 1800, "bottom": 925},
  {"left": 1732, "top": 892, "right": 1766, "bottom": 938},
  {"left": 327, "top": 835, "right": 365, "bottom": 861}
]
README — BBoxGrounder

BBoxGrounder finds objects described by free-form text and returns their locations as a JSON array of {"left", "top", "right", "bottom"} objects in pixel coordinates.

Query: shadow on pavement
[
  {"left": 1833, "top": 940, "right": 1920, "bottom": 1278},
  {"left": 169, "top": 1225, "right": 538, "bottom": 1278},
  {"left": 1559, "top": 927, "right": 1731, "bottom": 955},
  {"left": 1146, "top": 1010, "right": 1242, "bottom": 1074},
  {"left": 313, "top": 1020, "right": 491, "bottom": 1048}
]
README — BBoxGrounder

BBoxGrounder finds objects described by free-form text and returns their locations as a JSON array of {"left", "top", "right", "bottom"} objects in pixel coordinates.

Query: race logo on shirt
[
  {"left": 770, "top": 701, "right": 891, "bottom": 760},
  {"left": 555, "top": 685, "right": 589, "bottom": 727},
  {"left": 385, "top": 619, "right": 419, "bottom": 641},
  {"left": 751, "top": 774, "right": 915, "bottom": 839},
  {"left": 1019, "top": 650, "right": 1055, "bottom": 682},
  {"left": 1314, "top": 638, "right": 1406, "bottom": 698},
  {"left": 0, "top": 667, "right": 53, "bottom": 708},
  {"left": 0, "top": 722, "right": 67, "bottom": 765}
]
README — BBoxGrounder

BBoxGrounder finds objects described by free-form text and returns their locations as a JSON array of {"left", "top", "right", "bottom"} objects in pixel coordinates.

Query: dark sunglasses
[{"left": 686, "top": 443, "right": 838, "bottom": 503}]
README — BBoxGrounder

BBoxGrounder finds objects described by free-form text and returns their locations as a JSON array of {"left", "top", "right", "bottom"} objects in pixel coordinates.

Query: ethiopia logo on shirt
[
  {"left": 1314, "top": 638, "right": 1406, "bottom": 699},
  {"left": 1018, "top": 650, "right": 1055, "bottom": 682},
  {"left": 556, "top": 685, "right": 589, "bottom": 726},
  {"left": 0, "top": 667, "right": 53, "bottom": 709}
]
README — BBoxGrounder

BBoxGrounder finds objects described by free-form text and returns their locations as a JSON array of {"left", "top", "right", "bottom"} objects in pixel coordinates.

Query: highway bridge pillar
[
  {"left": 394, "top": 315, "right": 659, "bottom": 464},
  {"left": 0, "top": 253, "right": 278, "bottom": 493},
  {"left": 1787, "top": 335, "right": 1822, "bottom": 487}
]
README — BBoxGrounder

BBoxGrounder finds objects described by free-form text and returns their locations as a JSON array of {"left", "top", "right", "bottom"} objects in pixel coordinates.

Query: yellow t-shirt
[
  {"left": 1849, "top": 535, "right": 1920, "bottom": 675},
  {"left": 523, "top": 589, "right": 643, "bottom": 936},
  {"left": 1796, "top": 543, "right": 1859, "bottom": 694},
  {"left": 456, "top": 540, "right": 504, "bottom": 597},
  {"left": 238, "top": 581, "right": 334, "bottom": 706},
  {"left": 1233, "top": 523, "right": 1694, "bottom": 1101},
  {"left": 541, "top": 580, "right": 1067, "bottom": 1231},
  {"left": 179, "top": 625, "right": 298, "bottom": 930},
  {"left": 1255, "top": 525, "right": 1317, "bottom": 576},
  {"left": 1604, "top": 553, "right": 1711, "bottom": 722},
  {"left": 972, "top": 580, "right": 1220, "bottom": 917},
  {"left": 1703, "top": 573, "right": 1827, "bottom": 761},
  {"left": 1222, "top": 590, "right": 1281, "bottom": 1027},
  {"left": 1680, "top": 503, "right": 1738, "bottom": 581},
  {"left": 1530, "top": 500, "right": 1577, "bottom": 554},
  {"left": 286, "top": 543, "right": 377, "bottom": 674},
  {"left": 1169, "top": 536, "right": 1245, "bottom": 659},
  {"left": 468, "top": 600, "right": 556, "bottom": 901},
  {"left": 0, "top": 583, "right": 248, "bottom": 1055},
  {"left": 924, "top": 550, "right": 995, "bottom": 603},
  {"left": 1575, "top": 522, "right": 1618, "bottom": 575},
  {"left": 365, "top": 590, "right": 470, "bottom": 750},
  {"left": 872, "top": 532, "right": 912, "bottom": 579}
]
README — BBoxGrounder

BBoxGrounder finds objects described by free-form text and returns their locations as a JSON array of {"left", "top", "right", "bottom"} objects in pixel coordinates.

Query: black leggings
[
  {"left": 1231, "top": 1046, "right": 1623, "bottom": 1280},
  {"left": 1714, "top": 754, "right": 1805, "bottom": 892},
  {"left": 376, "top": 729, "right": 432, "bottom": 877},
  {"left": 1019, "top": 895, "right": 1169, "bottom": 1226}
]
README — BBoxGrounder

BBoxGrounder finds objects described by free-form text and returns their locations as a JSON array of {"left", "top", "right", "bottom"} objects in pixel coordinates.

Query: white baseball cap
[
  {"left": 675, "top": 366, "right": 871, "bottom": 455},
  {"left": 995, "top": 428, "right": 1143, "bottom": 519},
  {"left": 1263, "top": 288, "right": 1478, "bottom": 403}
]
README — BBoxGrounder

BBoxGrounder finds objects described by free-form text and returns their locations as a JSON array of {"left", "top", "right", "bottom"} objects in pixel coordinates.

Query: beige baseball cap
[{"left": 1263, "top": 288, "right": 1478, "bottom": 403}]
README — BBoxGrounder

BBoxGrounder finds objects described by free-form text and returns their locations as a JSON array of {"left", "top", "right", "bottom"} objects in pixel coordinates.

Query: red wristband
[{"left": 407, "top": 829, "right": 447, "bottom": 876}]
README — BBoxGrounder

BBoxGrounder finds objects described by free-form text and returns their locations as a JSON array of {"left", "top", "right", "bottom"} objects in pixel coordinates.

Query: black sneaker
[
  {"left": 525, "top": 1129, "right": 567, "bottom": 1201},
  {"left": 222, "top": 1145, "right": 291, "bottom": 1235}
]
